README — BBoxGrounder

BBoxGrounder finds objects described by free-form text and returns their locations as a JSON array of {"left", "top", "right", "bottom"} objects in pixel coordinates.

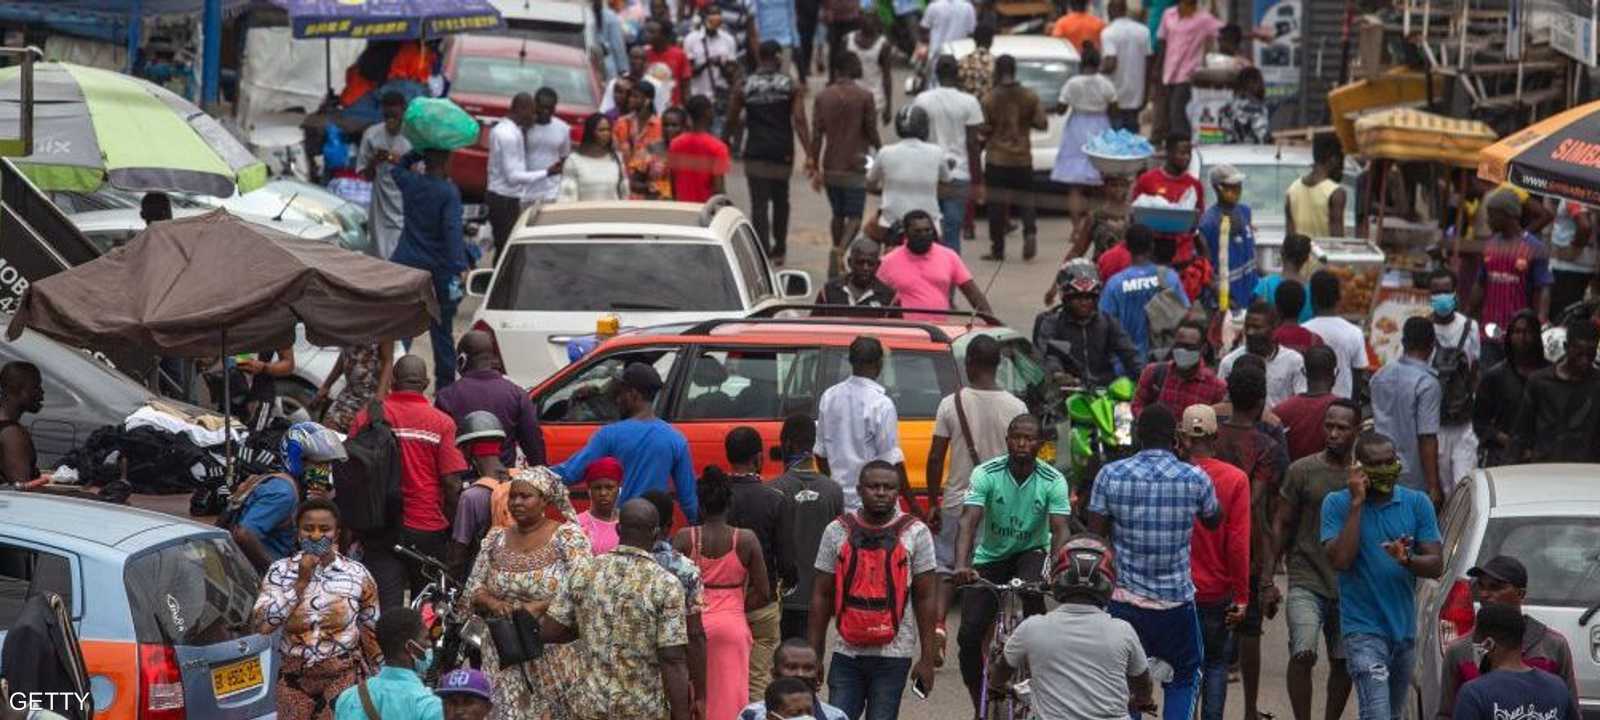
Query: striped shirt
[
  {"left": 350, "top": 391, "right": 469, "bottom": 532},
  {"left": 1089, "top": 449, "right": 1221, "bottom": 604}
]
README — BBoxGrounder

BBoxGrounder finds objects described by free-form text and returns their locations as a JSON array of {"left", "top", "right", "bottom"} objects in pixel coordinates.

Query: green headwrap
[{"left": 1362, "top": 461, "right": 1404, "bottom": 494}]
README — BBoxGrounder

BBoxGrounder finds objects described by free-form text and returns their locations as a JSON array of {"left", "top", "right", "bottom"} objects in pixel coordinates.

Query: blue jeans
[
  {"left": 937, "top": 180, "right": 968, "bottom": 254},
  {"left": 1343, "top": 633, "right": 1415, "bottom": 720},
  {"left": 826, "top": 653, "right": 910, "bottom": 720},
  {"left": 1109, "top": 601, "right": 1203, "bottom": 720},
  {"left": 1196, "top": 600, "right": 1232, "bottom": 720},
  {"left": 429, "top": 274, "right": 459, "bottom": 390}
]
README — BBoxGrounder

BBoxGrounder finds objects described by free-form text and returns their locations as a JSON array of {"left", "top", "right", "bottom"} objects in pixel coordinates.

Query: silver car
[{"left": 1410, "top": 464, "right": 1600, "bottom": 720}]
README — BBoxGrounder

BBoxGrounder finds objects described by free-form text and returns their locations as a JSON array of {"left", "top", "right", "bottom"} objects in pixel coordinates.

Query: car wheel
[{"left": 275, "top": 378, "right": 319, "bottom": 423}]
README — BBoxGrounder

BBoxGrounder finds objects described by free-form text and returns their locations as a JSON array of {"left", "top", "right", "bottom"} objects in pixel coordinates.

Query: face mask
[
  {"left": 906, "top": 233, "right": 934, "bottom": 254},
  {"left": 1172, "top": 347, "right": 1202, "bottom": 370},
  {"left": 1245, "top": 332, "right": 1272, "bottom": 356},
  {"left": 410, "top": 641, "right": 435, "bottom": 676},
  {"left": 1431, "top": 293, "right": 1457, "bottom": 316},
  {"left": 300, "top": 535, "right": 334, "bottom": 557},
  {"left": 1362, "top": 461, "right": 1403, "bottom": 495}
]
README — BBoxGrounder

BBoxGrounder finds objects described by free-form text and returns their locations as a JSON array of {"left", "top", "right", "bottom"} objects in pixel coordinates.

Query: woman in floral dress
[
  {"left": 312, "top": 343, "right": 393, "bottom": 433},
  {"left": 463, "top": 467, "right": 589, "bottom": 720}
]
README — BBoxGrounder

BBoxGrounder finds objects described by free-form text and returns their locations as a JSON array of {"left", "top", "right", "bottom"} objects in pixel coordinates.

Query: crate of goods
[{"left": 1313, "top": 236, "right": 1385, "bottom": 318}]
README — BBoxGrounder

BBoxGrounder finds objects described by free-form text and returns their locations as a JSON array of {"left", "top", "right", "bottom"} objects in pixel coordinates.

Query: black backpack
[
  {"left": 334, "top": 400, "right": 403, "bottom": 533},
  {"left": 1432, "top": 320, "right": 1475, "bottom": 425}
]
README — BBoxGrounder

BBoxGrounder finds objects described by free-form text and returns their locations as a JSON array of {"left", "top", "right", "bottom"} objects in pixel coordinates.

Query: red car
[{"left": 443, "top": 35, "right": 601, "bottom": 200}]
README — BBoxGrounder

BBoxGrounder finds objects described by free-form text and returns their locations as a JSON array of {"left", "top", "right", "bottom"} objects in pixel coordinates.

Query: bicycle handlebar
[{"left": 958, "top": 577, "right": 1050, "bottom": 594}]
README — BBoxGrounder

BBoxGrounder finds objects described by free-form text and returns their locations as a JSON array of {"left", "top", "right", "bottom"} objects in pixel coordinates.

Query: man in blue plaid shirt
[{"left": 1087, "top": 403, "right": 1223, "bottom": 720}]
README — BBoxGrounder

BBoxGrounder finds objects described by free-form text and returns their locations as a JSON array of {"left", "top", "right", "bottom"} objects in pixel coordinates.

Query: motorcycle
[
  {"left": 1037, "top": 340, "right": 1136, "bottom": 516},
  {"left": 395, "top": 544, "right": 484, "bottom": 682}
]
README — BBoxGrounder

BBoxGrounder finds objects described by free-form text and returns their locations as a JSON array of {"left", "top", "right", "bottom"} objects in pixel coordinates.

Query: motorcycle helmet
[
  {"left": 1051, "top": 534, "right": 1116, "bottom": 605},
  {"left": 281, "top": 421, "right": 347, "bottom": 477},
  {"left": 894, "top": 104, "right": 930, "bottom": 142},
  {"left": 1055, "top": 259, "right": 1101, "bottom": 299},
  {"left": 455, "top": 411, "right": 507, "bottom": 446}
]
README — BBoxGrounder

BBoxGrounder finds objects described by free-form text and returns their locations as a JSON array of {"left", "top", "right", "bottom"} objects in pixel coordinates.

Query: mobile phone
[{"left": 911, "top": 676, "right": 929, "bottom": 699}]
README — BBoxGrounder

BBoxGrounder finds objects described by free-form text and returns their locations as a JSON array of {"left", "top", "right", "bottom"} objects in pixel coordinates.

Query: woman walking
[
  {"left": 559, "top": 114, "right": 629, "bottom": 202},
  {"left": 461, "top": 467, "right": 588, "bottom": 720},
  {"left": 252, "top": 499, "right": 381, "bottom": 720},
  {"left": 310, "top": 343, "right": 393, "bottom": 433},
  {"left": 1050, "top": 42, "right": 1116, "bottom": 224},
  {"left": 673, "top": 468, "right": 769, "bottom": 720},
  {"left": 615, "top": 83, "right": 666, "bottom": 199}
]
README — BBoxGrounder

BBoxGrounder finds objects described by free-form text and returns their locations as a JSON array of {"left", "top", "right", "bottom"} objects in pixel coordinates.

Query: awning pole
[
  {"left": 126, "top": 0, "right": 141, "bottom": 73},
  {"left": 201, "top": 0, "right": 221, "bottom": 107}
]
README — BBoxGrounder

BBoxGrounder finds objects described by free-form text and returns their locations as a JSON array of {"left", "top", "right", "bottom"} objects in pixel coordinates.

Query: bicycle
[
  {"left": 962, "top": 576, "right": 1050, "bottom": 720},
  {"left": 395, "top": 544, "right": 483, "bottom": 683}
]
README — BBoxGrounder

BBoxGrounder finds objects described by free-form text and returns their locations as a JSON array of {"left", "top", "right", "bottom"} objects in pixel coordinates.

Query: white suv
[{"left": 467, "top": 198, "right": 814, "bottom": 387}]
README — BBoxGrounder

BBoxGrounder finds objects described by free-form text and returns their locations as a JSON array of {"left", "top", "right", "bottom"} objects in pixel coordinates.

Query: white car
[
  {"left": 67, "top": 207, "right": 338, "bottom": 254},
  {"left": 938, "top": 35, "right": 1081, "bottom": 184},
  {"left": 1187, "top": 143, "right": 1364, "bottom": 274},
  {"left": 467, "top": 198, "right": 814, "bottom": 388}
]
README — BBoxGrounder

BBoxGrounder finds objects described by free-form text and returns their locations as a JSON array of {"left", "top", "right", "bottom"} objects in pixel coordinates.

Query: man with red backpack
[
  {"left": 951, "top": 413, "right": 1072, "bottom": 715},
  {"left": 806, "top": 461, "right": 940, "bottom": 720}
]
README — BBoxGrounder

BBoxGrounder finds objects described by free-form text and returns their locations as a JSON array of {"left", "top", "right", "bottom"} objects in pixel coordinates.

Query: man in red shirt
[
  {"left": 1271, "top": 279, "right": 1323, "bottom": 354},
  {"left": 1132, "top": 135, "right": 1205, "bottom": 264},
  {"left": 1272, "top": 345, "right": 1339, "bottom": 462},
  {"left": 668, "top": 95, "right": 731, "bottom": 202},
  {"left": 1132, "top": 320, "right": 1227, "bottom": 417},
  {"left": 1179, "top": 404, "right": 1250, "bottom": 720},
  {"left": 349, "top": 355, "right": 469, "bottom": 608},
  {"left": 644, "top": 19, "right": 692, "bottom": 106}
]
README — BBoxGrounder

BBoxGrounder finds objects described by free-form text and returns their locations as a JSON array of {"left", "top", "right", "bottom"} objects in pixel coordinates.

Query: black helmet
[
  {"left": 1051, "top": 535, "right": 1117, "bottom": 605},
  {"left": 455, "top": 411, "right": 506, "bottom": 446},
  {"left": 894, "top": 104, "right": 929, "bottom": 142},
  {"left": 1055, "top": 258, "right": 1101, "bottom": 298}
]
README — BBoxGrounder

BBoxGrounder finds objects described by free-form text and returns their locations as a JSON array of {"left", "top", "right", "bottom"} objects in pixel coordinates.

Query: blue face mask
[
  {"left": 1431, "top": 293, "right": 1457, "bottom": 317},
  {"left": 300, "top": 535, "right": 334, "bottom": 557}
]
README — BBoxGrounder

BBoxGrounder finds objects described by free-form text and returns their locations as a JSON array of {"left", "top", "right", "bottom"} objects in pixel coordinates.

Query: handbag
[{"left": 486, "top": 608, "right": 543, "bottom": 665}]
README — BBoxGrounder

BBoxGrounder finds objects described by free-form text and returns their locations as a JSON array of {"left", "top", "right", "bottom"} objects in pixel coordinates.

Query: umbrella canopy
[
  {"left": 1479, "top": 99, "right": 1600, "bottom": 206},
  {"left": 273, "top": 0, "right": 503, "bottom": 40},
  {"left": 6, "top": 210, "right": 438, "bottom": 357},
  {"left": 0, "top": 63, "right": 267, "bottom": 197}
]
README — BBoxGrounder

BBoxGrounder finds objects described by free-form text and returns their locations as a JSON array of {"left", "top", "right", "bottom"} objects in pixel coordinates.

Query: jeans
[
  {"left": 429, "top": 274, "right": 460, "bottom": 390},
  {"left": 796, "top": 0, "right": 820, "bottom": 78},
  {"left": 827, "top": 652, "right": 911, "bottom": 720},
  {"left": 1166, "top": 82, "right": 1194, "bottom": 139},
  {"left": 1197, "top": 600, "right": 1233, "bottom": 720},
  {"left": 957, "top": 550, "right": 1047, "bottom": 708},
  {"left": 983, "top": 163, "right": 1038, "bottom": 257},
  {"left": 1343, "top": 633, "right": 1414, "bottom": 720},
  {"left": 937, "top": 181, "right": 968, "bottom": 254},
  {"left": 747, "top": 166, "right": 793, "bottom": 257},
  {"left": 1109, "top": 600, "right": 1203, "bottom": 720}
]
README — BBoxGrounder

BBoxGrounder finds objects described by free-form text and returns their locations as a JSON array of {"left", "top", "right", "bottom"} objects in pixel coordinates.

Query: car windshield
[
  {"left": 1202, "top": 160, "right": 1360, "bottom": 229},
  {"left": 1478, "top": 516, "right": 1600, "bottom": 608},
  {"left": 1016, "top": 58, "right": 1076, "bottom": 107},
  {"left": 488, "top": 241, "right": 742, "bottom": 312},
  {"left": 452, "top": 55, "right": 594, "bottom": 105},
  {"left": 125, "top": 536, "right": 261, "bottom": 645}
]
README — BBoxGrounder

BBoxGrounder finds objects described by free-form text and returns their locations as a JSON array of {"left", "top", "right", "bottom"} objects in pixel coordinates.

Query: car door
[
  {"left": 666, "top": 345, "right": 823, "bottom": 477},
  {"left": 729, "top": 225, "right": 778, "bottom": 309},
  {"left": 0, "top": 539, "right": 94, "bottom": 717},
  {"left": 532, "top": 346, "right": 686, "bottom": 477}
]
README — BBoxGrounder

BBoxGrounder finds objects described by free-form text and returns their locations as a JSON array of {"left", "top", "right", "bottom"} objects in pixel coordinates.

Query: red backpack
[{"left": 833, "top": 513, "right": 916, "bottom": 647}]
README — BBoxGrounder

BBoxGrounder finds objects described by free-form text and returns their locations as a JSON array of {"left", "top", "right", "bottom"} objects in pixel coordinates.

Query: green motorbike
[{"left": 1038, "top": 340, "right": 1137, "bottom": 514}]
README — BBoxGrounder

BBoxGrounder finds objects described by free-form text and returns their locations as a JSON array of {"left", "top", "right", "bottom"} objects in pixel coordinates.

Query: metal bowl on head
[
  {"left": 1084, "top": 146, "right": 1152, "bottom": 177},
  {"left": 1130, "top": 205, "right": 1200, "bottom": 234}
]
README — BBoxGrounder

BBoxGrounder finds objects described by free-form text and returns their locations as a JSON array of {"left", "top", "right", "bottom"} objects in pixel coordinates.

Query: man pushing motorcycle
[{"left": 1032, "top": 259, "right": 1143, "bottom": 389}]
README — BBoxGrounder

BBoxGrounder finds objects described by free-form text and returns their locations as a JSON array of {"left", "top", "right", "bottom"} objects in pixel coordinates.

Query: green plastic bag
[{"left": 402, "top": 97, "right": 480, "bottom": 151}]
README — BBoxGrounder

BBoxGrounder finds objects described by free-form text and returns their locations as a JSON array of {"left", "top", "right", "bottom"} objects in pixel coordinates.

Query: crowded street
[{"left": 2, "top": 0, "right": 1600, "bottom": 720}]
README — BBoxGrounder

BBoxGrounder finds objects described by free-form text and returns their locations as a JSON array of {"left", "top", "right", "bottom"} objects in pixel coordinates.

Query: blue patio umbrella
[{"left": 270, "top": 0, "right": 504, "bottom": 94}]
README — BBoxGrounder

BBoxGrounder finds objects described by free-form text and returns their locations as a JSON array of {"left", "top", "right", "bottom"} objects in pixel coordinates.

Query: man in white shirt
[
  {"left": 357, "top": 91, "right": 412, "bottom": 260},
  {"left": 1302, "top": 269, "right": 1369, "bottom": 401},
  {"left": 867, "top": 105, "right": 950, "bottom": 232},
  {"left": 1099, "top": 0, "right": 1151, "bottom": 132},
  {"left": 913, "top": 56, "right": 984, "bottom": 251},
  {"left": 684, "top": 6, "right": 740, "bottom": 134},
  {"left": 814, "top": 336, "right": 911, "bottom": 511},
  {"left": 486, "top": 89, "right": 569, "bottom": 261},
  {"left": 1219, "top": 300, "right": 1307, "bottom": 409},
  {"left": 920, "top": 0, "right": 975, "bottom": 64}
]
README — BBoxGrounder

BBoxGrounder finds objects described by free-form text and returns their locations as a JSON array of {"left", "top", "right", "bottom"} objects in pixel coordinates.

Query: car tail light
[
  {"left": 472, "top": 319, "right": 505, "bottom": 371},
  {"left": 138, "top": 644, "right": 185, "bottom": 720},
  {"left": 1439, "top": 579, "right": 1475, "bottom": 653}
]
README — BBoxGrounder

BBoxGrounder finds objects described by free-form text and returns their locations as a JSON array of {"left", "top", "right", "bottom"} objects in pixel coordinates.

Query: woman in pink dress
[
  {"left": 673, "top": 467, "right": 769, "bottom": 719},
  {"left": 575, "top": 457, "right": 623, "bottom": 554}
]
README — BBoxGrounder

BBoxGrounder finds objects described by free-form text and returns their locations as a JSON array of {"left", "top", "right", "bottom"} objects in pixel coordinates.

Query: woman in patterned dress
[
  {"left": 251, "top": 498, "right": 381, "bottom": 720},
  {"left": 462, "top": 467, "right": 590, "bottom": 720},
  {"left": 311, "top": 343, "right": 393, "bottom": 433}
]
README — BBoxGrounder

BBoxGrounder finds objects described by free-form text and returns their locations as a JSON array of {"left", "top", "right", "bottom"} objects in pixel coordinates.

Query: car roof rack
[
  {"left": 682, "top": 315, "right": 954, "bottom": 343},
  {"left": 697, "top": 195, "right": 736, "bottom": 227},
  {"left": 747, "top": 304, "right": 1004, "bottom": 326}
]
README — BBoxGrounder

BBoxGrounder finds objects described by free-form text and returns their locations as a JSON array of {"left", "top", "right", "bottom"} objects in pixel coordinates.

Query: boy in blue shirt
[
  {"left": 1101, "top": 223, "right": 1189, "bottom": 359},
  {"left": 1197, "top": 163, "right": 1258, "bottom": 309}
]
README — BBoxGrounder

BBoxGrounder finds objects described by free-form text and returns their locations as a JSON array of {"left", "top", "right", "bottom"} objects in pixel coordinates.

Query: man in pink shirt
[
  {"left": 876, "top": 211, "right": 994, "bottom": 321},
  {"left": 1158, "top": 0, "right": 1224, "bottom": 141}
]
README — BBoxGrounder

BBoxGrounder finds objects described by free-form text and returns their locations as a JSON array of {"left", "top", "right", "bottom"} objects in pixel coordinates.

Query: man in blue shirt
[
  {"left": 1101, "top": 223, "right": 1189, "bottom": 359},
  {"left": 554, "top": 362, "right": 700, "bottom": 522},
  {"left": 230, "top": 421, "right": 348, "bottom": 572},
  {"left": 1197, "top": 163, "right": 1259, "bottom": 309},
  {"left": 391, "top": 148, "right": 469, "bottom": 391},
  {"left": 1320, "top": 431, "right": 1443, "bottom": 720},
  {"left": 333, "top": 607, "right": 443, "bottom": 720}
]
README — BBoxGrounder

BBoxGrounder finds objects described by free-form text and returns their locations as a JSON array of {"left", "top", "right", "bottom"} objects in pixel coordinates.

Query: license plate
[{"left": 211, "top": 656, "right": 264, "bottom": 699}]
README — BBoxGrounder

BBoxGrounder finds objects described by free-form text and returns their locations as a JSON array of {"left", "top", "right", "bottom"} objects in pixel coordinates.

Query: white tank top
[{"left": 847, "top": 32, "right": 887, "bottom": 119}]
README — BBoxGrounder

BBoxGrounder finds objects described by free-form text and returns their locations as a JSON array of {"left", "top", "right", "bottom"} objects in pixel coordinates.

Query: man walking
[
  {"left": 770, "top": 415, "right": 846, "bottom": 640},
  {"left": 358, "top": 91, "right": 411, "bottom": 259},
  {"left": 685, "top": 5, "right": 740, "bottom": 134},
  {"left": 727, "top": 40, "right": 811, "bottom": 263},
  {"left": 1132, "top": 319, "right": 1227, "bottom": 417},
  {"left": 332, "top": 608, "right": 442, "bottom": 720},
  {"left": 390, "top": 149, "right": 470, "bottom": 390},
  {"left": 553, "top": 363, "right": 700, "bottom": 522},
  {"left": 1285, "top": 134, "right": 1347, "bottom": 239},
  {"left": 1369, "top": 317, "right": 1444, "bottom": 508},
  {"left": 485, "top": 92, "right": 564, "bottom": 262},
  {"left": 1199, "top": 164, "right": 1260, "bottom": 309},
  {"left": 810, "top": 51, "right": 879, "bottom": 275},
  {"left": 1451, "top": 605, "right": 1580, "bottom": 720},
  {"left": 1321, "top": 431, "right": 1443, "bottom": 720},
  {"left": 1156, "top": 0, "right": 1224, "bottom": 139},
  {"left": 1273, "top": 345, "right": 1341, "bottom": 462},
  {"left": 1220, "top": 301, "right": 1307, "bottom": 409},
  {"left": 1087, "top": 404, "right": 1223, "bottom": 720},
  {"left": 723, "top": 426, "right": 789, "bottom": 700},
  {"left": 668, "top": 96, "right": 732, "bottom": 202},
  {"left": 913, "top": 56, "right": 984, "bottom": 247},
  {"left": 813, "top": 337, "right": 910, "bottom": 511},
  {"left": 1511, "top": 318, "right": 1600, "bottom": 462},
  {"left": 875, "top": 211, "right": 994, "bottom": 321},
  {"left": 1303, "top": 270, "right": 1369, "bottom": 401},
  {"left": 981, "top": 55, "right": 1046, "bottom": 261},
  {"left": 1426, "top": 270, "right": 1479, "bottom": 496},
  {"left": 1100, "top": 0, "right": 1151, "bottom": 133},
  {"left": 1179, "top": 404, "right": 1251, "bottom": 720},
  {"left": 435, "top": 331, "right": 545, "bottom": 468},
  {"left": 542, "top": 499, "right": 694, "bottom": 720},
  {"left": 1101, "top": 224, "right": 1190, "bottom": 359},
  {"left": 1264, "top": 399, "right": 1359, "bottom": 720}
]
